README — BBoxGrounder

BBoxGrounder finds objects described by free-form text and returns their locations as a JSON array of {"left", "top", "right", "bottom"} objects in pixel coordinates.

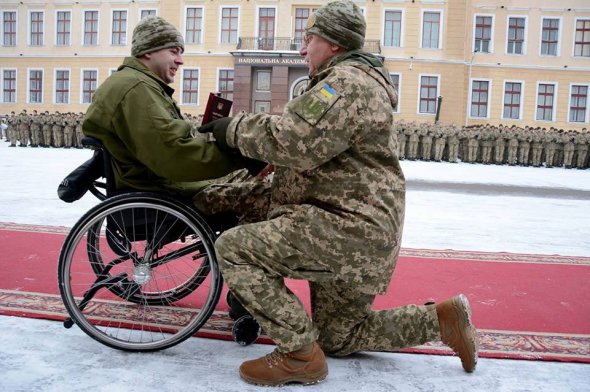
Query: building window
[
  {"left": 56, "top": 11, "right": 71, "bottom": 46},
  {"left": 140, "top": 10, "right": 157, "bottom": 20},
  {"left": 422, "top": 11, "right": 440, "bottom": 49},
  {"left": 574, "top": 19, "right": 590, "bottom": 57},
  {"left": 294, "top": 8, "right": 310, "bottom": 44},
  {"left": 474, "top": 15, "right": 492, "bottom": 53},
  {"left": 3, "top": 11, "right": 17, "bottom": 46},
  {"left": 186, "top": 7, "right": 203, "bottom": 44},
  {"left": 390, "top": 73, "right": 400, "bottom": 112},
  {"left": 84, "top": 11, "right": 99, "bottom": 46},
  {"left": 470, "top": 80, "right": 489, "bottom": 118},
  {"left": 541, "top": 18, "right": 559, "bottom": 56},
  {"left": 507, "top": 17, "right": 525, "bottom": 54},
  {"left": 384, "top": 10, "right": 402, "bottom": 47},
  {"left": 256, "top": 70, "right": 271, "bottom": 92},
  {"left": 218, "top": 69, "right": 234, "bottom": 101},
  {"left": 182, "top": 69, "right": 199, "bottom": 104},
  {"left": 82, "top": 70, "right": 97, "bottom": 104},
  {"left": 2, "top": 69, "right": 16, "bottom": 103},
  {"left": 503, "top": 82, "right": 522, "bottom": 120},
  {"left": 28, "top": 70, "right": 43, "bottom": 103},
  {"left": 569, "top": 85, "right": 588, "bottom": 123},
  {"left": 30, "top": 11, "right": 44, "bottom": 46},
  {"left": 536, "top": 83, "right": 556, "bottom": 121},
  {"left": 111, "top": 10, "right": 127, "bottom": 45},
  {"left": 258, "top": 8, "right": 275, "bottom": 50},
  {"left": 254, "top": 101, "right": 271, "bottom": 113},
  {"left": 55, "top": 70, "right": 70, "bottom": 104},
  {"left": 419, "top": 76, "right": 438, "bottom": 114},
  {"left": 220, "top": 7, "right": 238, "bottom": 44}
]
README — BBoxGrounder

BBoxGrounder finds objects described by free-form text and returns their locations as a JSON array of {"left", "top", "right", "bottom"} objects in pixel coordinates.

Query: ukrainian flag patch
[{"left": 319, "top": 84, "right": 336, "bottom": 101}]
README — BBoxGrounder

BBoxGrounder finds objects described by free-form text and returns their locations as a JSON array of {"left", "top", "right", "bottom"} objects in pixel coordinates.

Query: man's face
[
  {"left": 143, "top": 47, "right": 184, "bottom": 84},
  {"left": 299, "top": 34, "right": 343, "bottom": 76}
]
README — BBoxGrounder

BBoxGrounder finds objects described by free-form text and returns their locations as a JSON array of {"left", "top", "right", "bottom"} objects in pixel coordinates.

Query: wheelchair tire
[{"left": 58, "top": 193, "right": 223, "bottom": 352}]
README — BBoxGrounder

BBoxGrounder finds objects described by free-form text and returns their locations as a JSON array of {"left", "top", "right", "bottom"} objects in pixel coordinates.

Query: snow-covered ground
[{"left": 0, "top": 141, "right": 589, "bottom": 391}]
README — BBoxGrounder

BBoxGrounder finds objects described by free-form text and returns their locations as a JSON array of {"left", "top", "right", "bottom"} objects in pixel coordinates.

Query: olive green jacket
[{"left": 83, "top": 56, "right": 240, "bottom": 198}]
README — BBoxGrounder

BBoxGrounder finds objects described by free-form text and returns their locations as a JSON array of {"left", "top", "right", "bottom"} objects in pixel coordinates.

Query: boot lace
[{"left": 264, "top": 349, "right": 286, "bottom": 367}]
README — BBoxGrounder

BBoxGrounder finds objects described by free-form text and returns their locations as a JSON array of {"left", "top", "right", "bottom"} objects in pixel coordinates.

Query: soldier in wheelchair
[{"left": 57, "top": 15, "right": 267, "bottom": 350}]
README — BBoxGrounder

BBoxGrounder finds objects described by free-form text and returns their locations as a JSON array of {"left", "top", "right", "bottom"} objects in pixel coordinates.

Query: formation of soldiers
[
  {"left": 2, "top": 110, "right": 588, "bottom": 169},
  {"left": 2, "top": 110, "right": 85, "bottom": 149},
  {"left": 395, "top": 121, "right": 590, "bottom": 169}
]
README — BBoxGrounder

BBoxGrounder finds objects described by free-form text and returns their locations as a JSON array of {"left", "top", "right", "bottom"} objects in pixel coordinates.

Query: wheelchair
[{"left": 57, "top": 137, "right": 260, "bottom": 352}]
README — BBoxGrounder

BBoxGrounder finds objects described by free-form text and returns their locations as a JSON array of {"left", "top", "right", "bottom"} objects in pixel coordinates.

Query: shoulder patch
[{"left": 293, "top": 83, "right": 340, "bottom": 126}]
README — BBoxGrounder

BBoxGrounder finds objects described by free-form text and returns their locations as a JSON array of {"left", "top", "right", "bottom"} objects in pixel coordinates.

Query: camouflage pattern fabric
[
  {"left": 306, "top": 0, "right": 366, "bottom": 50},
  {"left": 131, "top": 16, "right": 184, "bottom": 57}
]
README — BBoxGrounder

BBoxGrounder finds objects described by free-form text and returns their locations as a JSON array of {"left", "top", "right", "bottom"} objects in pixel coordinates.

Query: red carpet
[{"left": 1, "top": 222, "right": 589, "bottom": 363}]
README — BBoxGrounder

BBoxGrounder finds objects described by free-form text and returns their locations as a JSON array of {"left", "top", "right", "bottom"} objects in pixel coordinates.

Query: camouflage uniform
[
  {"left": 75, "top": 113, "right": 84, "bottom": 148},
  {"left": 543, "top": 128, "right": 558, "bottom": 167},
  {"left": 52, "top": 113, "right": 64, "bottom": 147},
  {"left": 18, "top": 111, "right": 30, "bottom": 147},
  {"left": 562, "top": 132, "right": 576, "bottom": 169},
  {"left": 506, "top": 127, "right": 519, "bottom": 165},
  {"left": 41, "top": 112, "right": 53, "bottom": 147},
  {"left": 7, "top": 112, "right": 17, "bottom": 147},
  {"left": 63, "top": 114, "right": 75, "bottom": 148},
  {"left": 199, "top": 49, "right": 441, "bottom": 355},
  {"left": 575, "top": 129, "right": 588, "bottom": 169},
  {"left": 395, "top": 120, "right": 407, "bottom": 159},
  {"left": 494, "top": 125, "right": 506, "bottom": 164},
  {"left": 466, "top": 128, "right": 480, "bottom": 163},
  {"left": 432, "top": 126, "right": 446, "bottom": 162},
  {"left": 407, "top": 128, "right": 420, "bottom": 160},
  {"left": 480, "top": 125, "right": 494, "bottom": 164},
  {"left": 530, "top": 128, "right": 544, "bottom": 167},
  {"left": 419, "top": 123, "right": 433, "bottom": 161},
  {"left": 446, "top": 124, "right": 460, "bottom": 162},
  {"left": 517, "top": 127, "right": 531, "bottom": 166},
  {"left": 29, "top": 111, "right": 42, "bottom": 147}
]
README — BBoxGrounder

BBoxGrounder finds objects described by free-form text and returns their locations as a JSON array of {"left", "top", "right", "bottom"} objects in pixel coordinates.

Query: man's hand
[{"left": 197, "top": 117, "right": 233, "bottom": 151}]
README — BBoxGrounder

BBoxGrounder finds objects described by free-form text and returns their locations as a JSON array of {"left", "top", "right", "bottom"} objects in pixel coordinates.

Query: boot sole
[
  {"left": 453, "top": 294, "right": 479, "bottom": 372},
  {"left": 239, "top": 366, "right": 328, "bottom": 387}
]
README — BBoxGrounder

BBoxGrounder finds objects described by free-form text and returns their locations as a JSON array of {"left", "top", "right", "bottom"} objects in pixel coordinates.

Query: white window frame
[
  {"left": 82, "top": 9, "right": 100, "bottom": 46},
  {"left": 573, "top": 17, "right": 590, "bottom": 57},
  {"left": 53, "top": 68, "right": 71, "bottom": 105},
  {"left": 216, "top": 67, "right": 234, "bottom": 100},
  {"left": 27, "top": 68, "right": 44, "bottom": 104},
  {"left": 567, "top": 83, "right": 590, "bottom": 124},
  {"left": 1, "top": 68, "right": 18, "bottom": 103},
  {"left": 180, "top": 67, "right": 201, "bottom": 106},
  {"left": 255, "top": 5, "right": 277, "bottom": 37},
  {"left": 505, "top": 15, "right": 528, "bottom": 56},
  {"left": 28, "top": 10, "right": 45, "bottom": 47},
  {"left": 501, "top": 80, "right": 525, "bottom": 121},
  {"left": 389, "top": 72, "right": 402, "bottom": 113},
  {"left": 184, "top": 6, "right": 205, "bottom": 45},
  {"left": 473, "top": 13, "right": 495, "bottom": 54},
  {"left": 1, "top": 10, "right": 19, "bottom": 47},
  {"left": 139, "top": 9, "right": 157, "bottom": 21},
  {"left": 539, "top": 16, "right": 562, "bottom": 57},
  {"left": 420, "top": 9, "right": 443, "bottom": 50},
  {"left": 80, "top": 68, "right": 99, "bottom": 104},
  {"left": 219, "top": 6, "right": 240, "bottom": 45},
  {"left": 382, "top": 8, "right": 405, "bottom": 48},
  {"left": 110, "top": 9, "right": 128, "bottom": 46},
  {"left": 468, "top": 78, "right": 492, "bottom": 119},
  {"left": 54, "top": 9, "right": 72, "bottom": 47},
  {"left": 416, "top": 73, "right": 440, "bottom": 115},
  {"left": 535, "top": 81, "right": 558, "bottom": 122}
]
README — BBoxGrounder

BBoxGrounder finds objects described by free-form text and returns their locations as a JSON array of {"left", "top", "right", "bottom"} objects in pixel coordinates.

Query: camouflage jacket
[
  {"left": 83, "top": 56, "right": 241, "bottom": 197},
  {"left": 226, "top": 50, "right": 405, "bottom": 294}
]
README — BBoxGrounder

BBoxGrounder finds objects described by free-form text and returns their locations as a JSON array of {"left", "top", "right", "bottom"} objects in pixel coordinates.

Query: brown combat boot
[
  {"left": 436, "top": 294, "right": 479, "bottom": 372},
  {"left": 239, "top": 342, "right": 328, "bottom": 386}
]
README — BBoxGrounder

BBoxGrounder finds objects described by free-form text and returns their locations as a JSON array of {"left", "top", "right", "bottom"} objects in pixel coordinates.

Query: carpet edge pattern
[{"left": 1, "top": 289, "right": 588, "bottom": 363}]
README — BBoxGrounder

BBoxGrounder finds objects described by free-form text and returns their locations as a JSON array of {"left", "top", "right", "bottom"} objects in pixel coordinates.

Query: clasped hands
[{"left": 198, "top": 117, "right": 268, "bottom": 176}]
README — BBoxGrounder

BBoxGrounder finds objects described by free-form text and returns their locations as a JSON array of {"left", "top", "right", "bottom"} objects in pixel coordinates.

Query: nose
[
  {"left": 299, "top": 44, "right": 307, "bottom": 56},
  {"left": 176, "top": 53, "right": 184, "bottom": 65}
]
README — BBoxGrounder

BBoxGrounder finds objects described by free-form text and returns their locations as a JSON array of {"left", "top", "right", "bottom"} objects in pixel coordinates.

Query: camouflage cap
[
  {"left": 306, "top": 0, "right": 366, "bottom": 50},
  {"left": 131, "top": 16, "right": 184, "bottom": 57}
]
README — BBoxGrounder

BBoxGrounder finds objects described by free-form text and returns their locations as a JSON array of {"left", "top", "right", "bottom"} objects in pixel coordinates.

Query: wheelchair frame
[{"left": 57, "top": 137, "right": 256, "bottom": 352}]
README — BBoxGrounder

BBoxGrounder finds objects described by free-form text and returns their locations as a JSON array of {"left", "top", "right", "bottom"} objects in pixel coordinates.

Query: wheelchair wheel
[{"left": 58, "top": 193, "right": 222, "bottom": 352}]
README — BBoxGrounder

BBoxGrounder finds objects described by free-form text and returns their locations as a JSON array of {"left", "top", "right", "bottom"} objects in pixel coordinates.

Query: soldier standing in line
[
  {"left": 63, "top": 113, "right": 75, "bottom": 148},
  {"left": 517, "top": 126, "right": 531, "bottom": 166},
  {"left": 480, "top": 125, "right": 494, "bottom": 164},
  {"left": 432, "top": 125, "right": 447, "bottom": 162},
  {"left": 554, "top": 129, "right": 565, "bottom": 167},
  {"left": 506, "top": 126, "right": 519, "bottom": 165},
  {"left": 18, "top": 109, "right": 30, "bottom": 147},
  {"left": 41, "top": 111, "right": 53, "bottom": 147},
  {"left": 530, "top": 127, "right": 544, "bottom": 167},
  {"left": 407, "top": 127, "right": 420, "bottom": 160},
  {"left": 396, "top": 120, "right": 407, "bottom": 160},
  {"left": 75, "top": 113, "right": 85, "bottom": 148},
  {"left": 543, "top": 127, "right": 557, "bottom": 167},
  {"left": 494, "top": 124, "right": 506, "bottom": 164},
  {"left": 446, "top": 124, "right": 460, "bottom": 162},
  {"left": 52, "top": 112, "right": 65, "bottom": 147},
  {"left": 7, "top": 111, "right": 17, "bottom": 146},
  {"left": 574, "top": 128, "right": 588, "bottom": 169},
  {"left": 562, "top": 130, "right": 576, "bottom": 169},
  {"left": 466, "top": 127, "right": 480, "bottom": 163},
  {"left": 29, "top": 110, "right": 42, "bottom": 147},
  {"left": 419, "top": 123, "right": 433, "bottom": 161}
]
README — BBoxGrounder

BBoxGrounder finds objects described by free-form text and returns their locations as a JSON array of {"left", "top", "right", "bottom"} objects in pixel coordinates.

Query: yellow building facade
[{"left": 1, "top": 0, "right": 589, "bottom": 129}]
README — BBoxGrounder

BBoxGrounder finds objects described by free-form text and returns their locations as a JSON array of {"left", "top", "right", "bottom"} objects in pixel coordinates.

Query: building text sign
[{"left": 236, "top": 57, "right": 307, "bottom": 66}]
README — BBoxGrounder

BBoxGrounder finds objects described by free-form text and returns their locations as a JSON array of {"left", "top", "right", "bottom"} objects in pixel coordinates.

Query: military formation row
[
  {"left": 396, "top": 121, "right": 590, "bottom": 169},
  {"left": 0, "top": 110, "right": 205, "bottom": 149}
]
